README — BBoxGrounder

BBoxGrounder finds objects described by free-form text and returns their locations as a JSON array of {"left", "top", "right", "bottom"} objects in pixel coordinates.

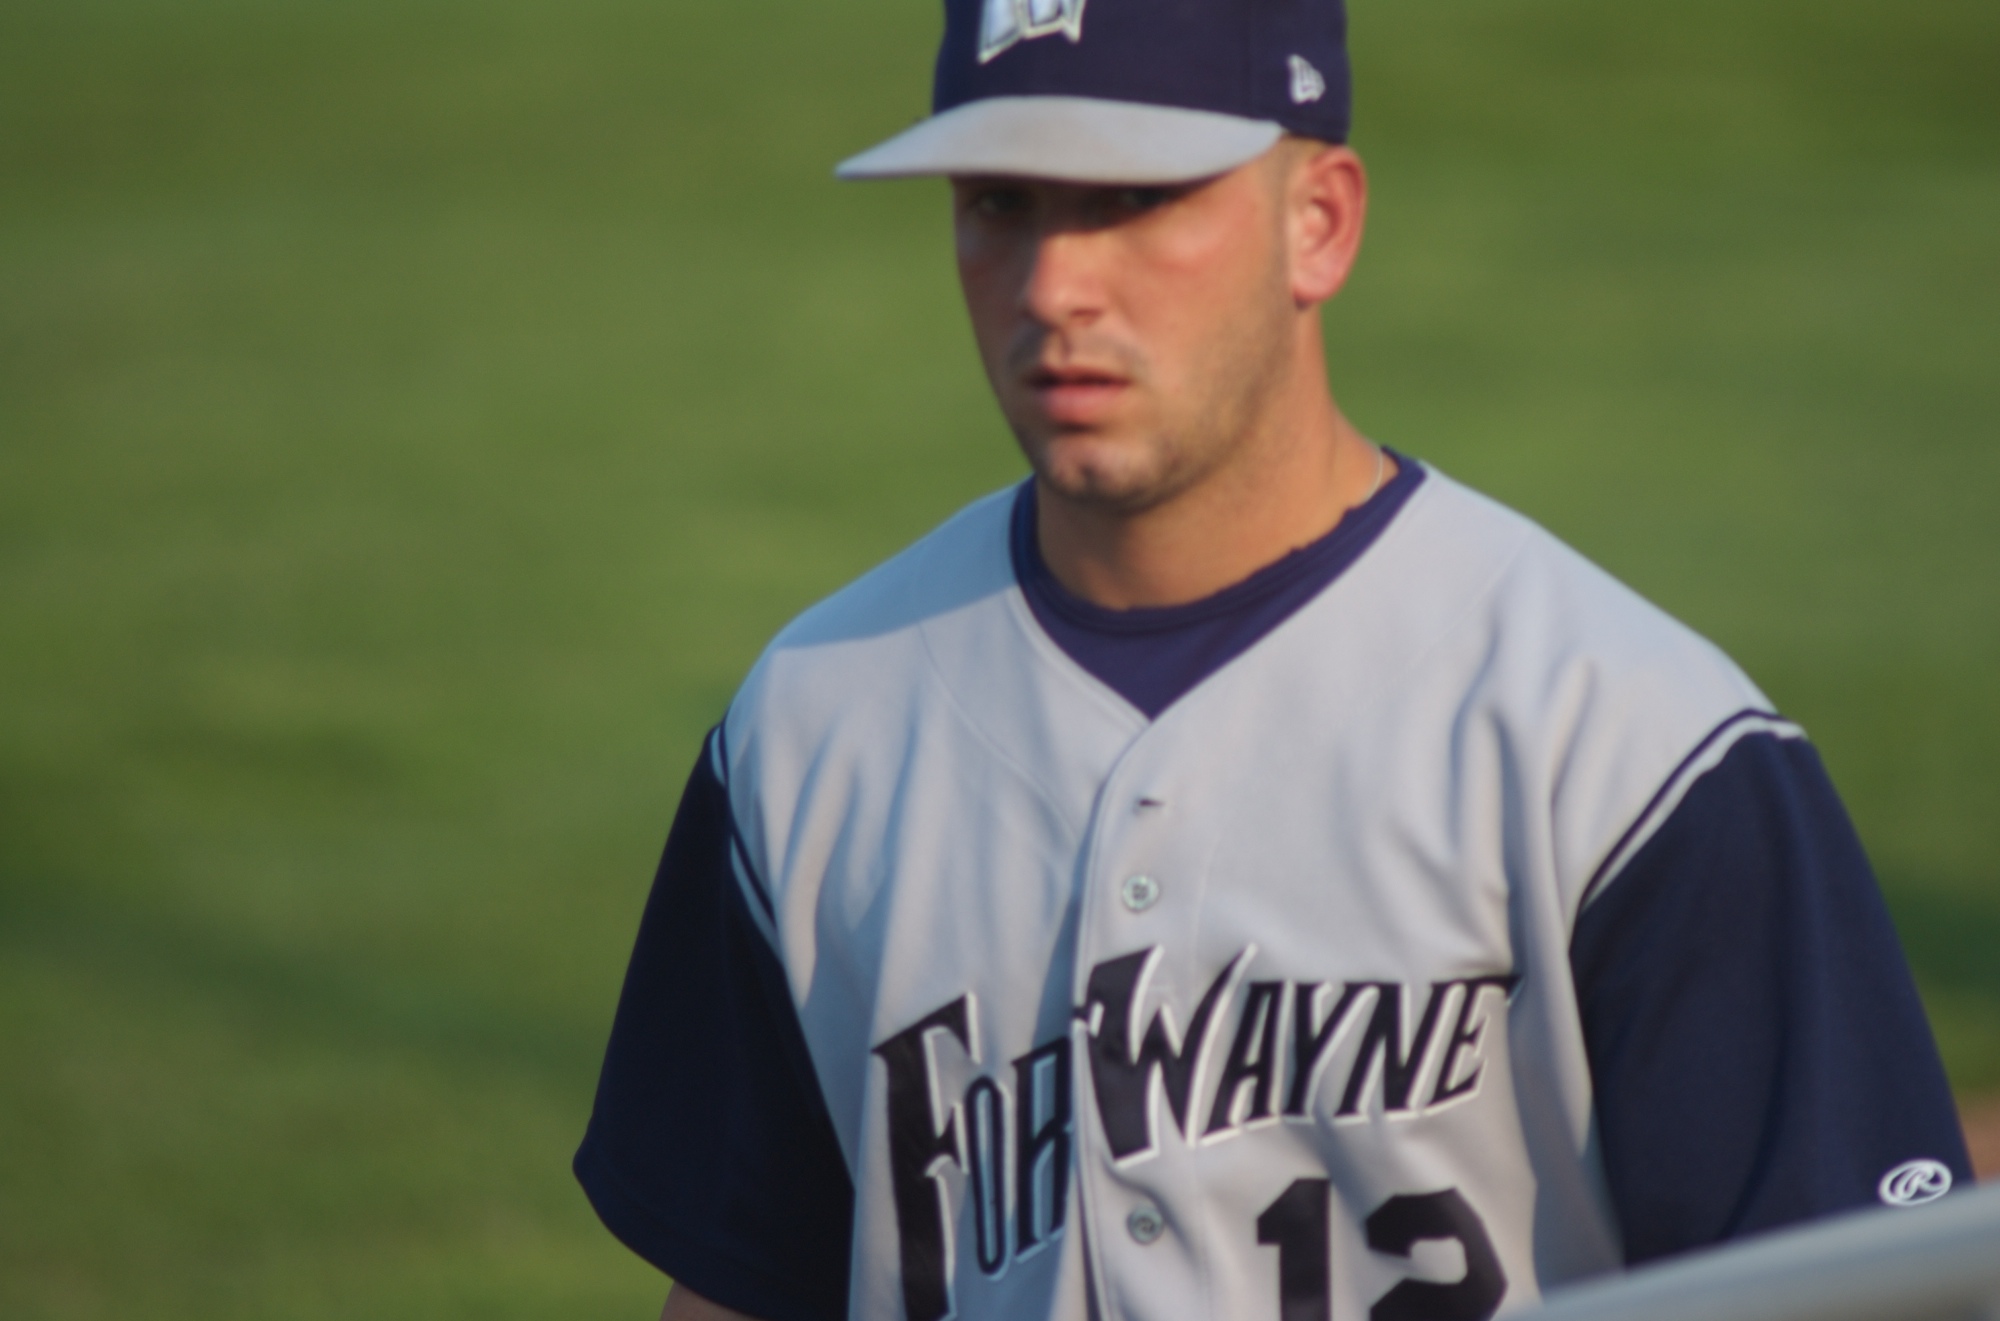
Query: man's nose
[{"left": 1019, "top": 226, "right": 1107, "bottom": 330}]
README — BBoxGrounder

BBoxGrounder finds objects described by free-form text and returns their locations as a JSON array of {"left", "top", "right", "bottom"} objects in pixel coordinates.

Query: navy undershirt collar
[{"left": 1009, "top": 451, "right": 1426, "bottom": 719}]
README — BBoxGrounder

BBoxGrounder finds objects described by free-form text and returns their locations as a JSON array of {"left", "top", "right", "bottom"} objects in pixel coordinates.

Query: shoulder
[
  {"left": 1382, "top": 466, "right": 1766, "bottom": 721},
  {"left": 1388, "top": 466, "right": 1777, "bottom": 908},
  {"left": 725, "top": 486, "right": 1018, "bottom": 736},
  {"left": 715, "top": 487, "right": 1028, "bottom": 861},
  {"left": 767, "top": 485, "right": 1018, "bottom": 657}
]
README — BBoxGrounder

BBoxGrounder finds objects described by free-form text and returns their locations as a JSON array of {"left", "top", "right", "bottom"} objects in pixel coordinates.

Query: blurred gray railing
[{"left": 1518, "top": 1181, "right": 2000, "bottom": 1321}]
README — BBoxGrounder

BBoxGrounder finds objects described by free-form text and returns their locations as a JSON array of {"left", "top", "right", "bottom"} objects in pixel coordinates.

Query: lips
[{"left": 1025, "top": 365, "right": 1131, "bottom": 426}]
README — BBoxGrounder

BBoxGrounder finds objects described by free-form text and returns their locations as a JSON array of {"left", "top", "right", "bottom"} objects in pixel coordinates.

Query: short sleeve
[
  {"left": 574, "top": 730, "right": 854, "bottom": 1320},
  {"left": 1571, "top": 730, "right": 1972, "bottom": 1265}
]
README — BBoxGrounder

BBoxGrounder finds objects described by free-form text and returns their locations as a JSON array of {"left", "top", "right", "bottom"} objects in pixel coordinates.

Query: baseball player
[{"left": 575, "top": 1, "right": 1973, "bottom": 1318}]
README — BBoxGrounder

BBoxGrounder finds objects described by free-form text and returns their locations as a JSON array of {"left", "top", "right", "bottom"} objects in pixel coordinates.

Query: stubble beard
[{"left": 1010, "top": 297, "right": 1295, "bottom": 518}]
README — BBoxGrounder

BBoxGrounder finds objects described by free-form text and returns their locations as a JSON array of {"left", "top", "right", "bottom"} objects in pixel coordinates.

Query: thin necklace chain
[{"left": 1363, "top": 443, "right": 1387, "bottom": 502}]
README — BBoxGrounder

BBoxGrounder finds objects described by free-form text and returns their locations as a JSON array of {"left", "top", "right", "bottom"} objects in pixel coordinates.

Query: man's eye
[
  {"left": 1113, "top": 186, "right": 1174, "bottom": 212},
  {"left": 968, "top": 187, "right": 1031, "bottom": 219}
]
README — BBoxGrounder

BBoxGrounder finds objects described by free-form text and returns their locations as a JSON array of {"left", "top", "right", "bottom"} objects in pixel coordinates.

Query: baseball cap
[{"left": 836, "top": 0, "right": 1351, "bottom": 185}]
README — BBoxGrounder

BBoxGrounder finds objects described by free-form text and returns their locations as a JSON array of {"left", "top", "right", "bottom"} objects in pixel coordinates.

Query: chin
[
  {"left": 1011, "top": 413, "right": 1187, "bottom": 508},
  {"left": 1036, "top": 449, "right": 1183, "bottom": 513}
]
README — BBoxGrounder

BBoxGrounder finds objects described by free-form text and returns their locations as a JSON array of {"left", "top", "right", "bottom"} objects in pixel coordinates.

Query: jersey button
[
  {"left": 1120, "top": 874, "right": 1161, "bottom": 912},
  {"left": 1126, "top": 1203, "right": 1166, "bottom": 1244}
]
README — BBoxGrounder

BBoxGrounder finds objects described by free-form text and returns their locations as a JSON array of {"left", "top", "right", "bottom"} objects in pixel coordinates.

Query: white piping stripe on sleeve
[
  {"left": 707, "top": 719, "right": 729, "bottom": 782},
  {"left": 1579, "top": 711, "right": 1807, "bottom": 913},
  {"left": 729, "top": 843, "right": 781, "bottom": 949},
  {"left": 708, "top": 720, "right": 782, "bottom": 948}
]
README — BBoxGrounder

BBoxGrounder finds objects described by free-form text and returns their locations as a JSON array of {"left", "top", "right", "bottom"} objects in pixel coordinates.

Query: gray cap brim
[{"left": 835, "top": 95, "right": 1284, "bottom": 184}]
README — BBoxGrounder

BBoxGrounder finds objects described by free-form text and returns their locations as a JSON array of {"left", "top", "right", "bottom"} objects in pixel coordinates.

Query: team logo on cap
[{"left": 979, "top": 0, "right": 1087, "bottom": 63}]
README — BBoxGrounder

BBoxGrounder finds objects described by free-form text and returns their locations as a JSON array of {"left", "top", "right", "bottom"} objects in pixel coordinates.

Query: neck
[{"left": 1034, "top": 334, "right": 1389, "bottom": 610}]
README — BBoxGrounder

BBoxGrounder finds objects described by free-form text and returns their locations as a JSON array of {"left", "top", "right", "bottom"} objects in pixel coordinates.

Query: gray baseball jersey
[{"left": 576, "top": 458, "right": 1969, "bottom": 1321}]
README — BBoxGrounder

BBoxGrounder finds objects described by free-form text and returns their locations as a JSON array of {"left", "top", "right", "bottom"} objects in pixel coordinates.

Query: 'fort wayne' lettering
[{"left": 870, "top": 946, "right": 1520, "bottom": 1320}]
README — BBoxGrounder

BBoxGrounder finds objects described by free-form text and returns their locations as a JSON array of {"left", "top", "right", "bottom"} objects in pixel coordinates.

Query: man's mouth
[{"left": 1025, "top": 365, "right": 1131, "bottom": 424}]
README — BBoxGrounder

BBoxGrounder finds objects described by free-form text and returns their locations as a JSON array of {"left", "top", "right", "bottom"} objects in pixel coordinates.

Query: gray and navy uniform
[{"left": 575, "top": 456, "right": 1970, "bottom": 1321}]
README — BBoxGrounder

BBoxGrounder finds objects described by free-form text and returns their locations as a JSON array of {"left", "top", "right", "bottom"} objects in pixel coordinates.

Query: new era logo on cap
[
  {"left": 837, "top": 0, "right": 1351, "bottom": 183},
  {"left": 1288, "top": 54, "right": 1326, "bottom": 105}
]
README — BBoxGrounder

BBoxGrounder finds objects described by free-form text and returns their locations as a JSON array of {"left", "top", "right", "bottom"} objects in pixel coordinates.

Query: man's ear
[{"left": 1286, "top": 142, "right": 1367, "bottom": 308}]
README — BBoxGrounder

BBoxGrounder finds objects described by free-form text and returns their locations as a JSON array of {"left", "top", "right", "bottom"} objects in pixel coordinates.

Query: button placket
[
  {"left": 1119, "top": 873, "right": 1161, "bottom": 911},
  {"left": 1126, "top": 1202, "right": 1166, "bottom": 1244},
  {"left": 1119, "top": 793, "right": 1167, "bottom": 912},
  {"left": 1069, "top": 750, "right": 1213, "bottom": 1321}
]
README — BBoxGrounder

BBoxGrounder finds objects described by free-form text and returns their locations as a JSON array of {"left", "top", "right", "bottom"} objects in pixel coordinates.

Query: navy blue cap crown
[{"left": 933, "top": 0, "right": 1352, "bottom": 144}]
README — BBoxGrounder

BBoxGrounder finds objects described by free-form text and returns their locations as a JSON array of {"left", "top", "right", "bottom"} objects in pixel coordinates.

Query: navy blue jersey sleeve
[
  {"left": 574, "top": 730, "right": 853, "bottom": 1320},
  {"left": 1571, "top": 729, "right": 1972, "bottom": 1265}
]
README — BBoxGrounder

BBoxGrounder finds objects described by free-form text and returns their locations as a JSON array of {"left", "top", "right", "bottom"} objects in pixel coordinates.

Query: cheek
[
  {"left": 1123, "top": 235, "right": 1268, "bottom": 371},
  {"left": 954, "top": 260, "right": 1010, "bottom": 362},
  {"left": 954, "top": 237, "right": 1024, "bottom": 359},
  {"left": 1190, "top": 233, "right": 1278, "bottom": 310},
  {"left": 1129, "top": 199, "right": 1278, "bottom": 326}
]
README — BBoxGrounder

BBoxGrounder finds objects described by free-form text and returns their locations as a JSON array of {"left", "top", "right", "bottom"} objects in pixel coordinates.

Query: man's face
[{"left": 952, "top": 154, "right": 1298, "bottom": 513}]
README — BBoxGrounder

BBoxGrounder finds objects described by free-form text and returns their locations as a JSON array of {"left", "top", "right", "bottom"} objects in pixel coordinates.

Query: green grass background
[{"left": 1, "top": 0, "right": 1995, "bottom": 1315}]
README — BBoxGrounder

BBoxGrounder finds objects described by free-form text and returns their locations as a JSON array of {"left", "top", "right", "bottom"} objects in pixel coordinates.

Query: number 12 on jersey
[{"left": 1256, "top": 1180, "right": 1506, "bottom": 1321}]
